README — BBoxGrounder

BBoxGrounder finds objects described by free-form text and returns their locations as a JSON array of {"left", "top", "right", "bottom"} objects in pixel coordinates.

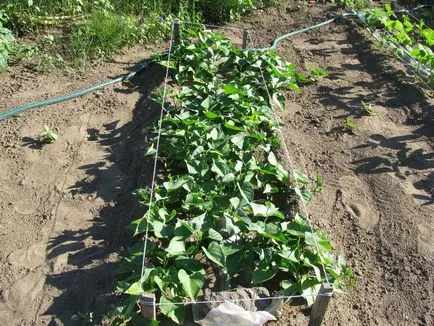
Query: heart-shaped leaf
[{"left": 178, "top": 269, "right": 204, "bottom": 301}]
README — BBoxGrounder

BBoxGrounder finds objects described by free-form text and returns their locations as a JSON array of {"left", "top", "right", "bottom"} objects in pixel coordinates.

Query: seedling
[
  {"left": 71, "top": 311, "right": 94, "bottom": 323},
  {"left": 360, "top": 101, "right": 376, "bottom": 116},
  {"left": 313, "top": 174, "right": 324, "bottom": 193},
  {"left": 307, "top": 67, "right": 329, "bottom": 82},
  {"left": 39, "top": 124, "right": 58, "bottom": 143},
  {"left": 343, "top": 117, "right": 357, "bottom": 134}
]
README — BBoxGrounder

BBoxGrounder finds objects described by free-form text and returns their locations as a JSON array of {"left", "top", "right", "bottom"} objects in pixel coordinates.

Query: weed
[
  {"left": 343, "top": 117, "right": 357, "bottom": 134},
  {"left": 360, "top": 101, "right": 375, "bottom": 116},
  {"left": 134, "top": 13, "right": 172, "bottom": 45},
  {"left": 39, "top": 124, "right": 58, "bottom": 143},
  {"left": 37, "top": 52, "right": 69, "bottom": 73},
  {"left": 69, "top": 11, "right": 135, "bottom": 60}
]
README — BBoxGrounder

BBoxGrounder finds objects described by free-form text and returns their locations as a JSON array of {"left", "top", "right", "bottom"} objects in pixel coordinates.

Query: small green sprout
[
  {"left": 40, "top": 124, "right": 58, "bottom": 143},
  {"left": 343, "top": 117, "right": 357, "bottom": 134},
  {"left": 313, "top": 174, "right": 324, "bottom": 193},
  {"left": 360, "top": 101, "right": 376, "bottom": 116},
  {"left": 307, "top": 67, "right": 329, "bottom": 82}
]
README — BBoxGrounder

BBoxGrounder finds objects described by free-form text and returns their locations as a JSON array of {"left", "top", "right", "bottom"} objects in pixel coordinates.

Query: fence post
[
  {"left": 242, "top": 29, "right": 248, "bottom": 49},
  {"left": 174, "top": 19, "right": 181, "bottom": 43},
  {"left": 140, "top": 293, "right": 156, "bottom": 321},
  {"left": 308, "top": 283, "right": 333, "bottom": 326}
]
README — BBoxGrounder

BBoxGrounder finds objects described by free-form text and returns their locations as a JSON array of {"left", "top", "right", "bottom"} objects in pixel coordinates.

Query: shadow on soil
[
  {"left": 39, "top": 61, "right": 166, "bottom": 324},
  {"left": 21, "top": 136, "right": 44, "bottom": 149},
  {"left": 314, "top": 24, "right": 434, "bottom": 204}
]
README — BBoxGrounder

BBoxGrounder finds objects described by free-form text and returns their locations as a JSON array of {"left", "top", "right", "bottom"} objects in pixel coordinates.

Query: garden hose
[
  {"left": 247, "top": 12, "right": 358, "bottom": 52},
  {"left": 0, "top": 4, "right": 430, "bottom": 121},
  {"left": 245, "top": 4, "right": 432, "bottom": 52},
  {"left": 0, "top": 60, "right": 156, "bottom": 121},
  {"left": 2, "top": 14, "right": 359, "bottom": 121}
]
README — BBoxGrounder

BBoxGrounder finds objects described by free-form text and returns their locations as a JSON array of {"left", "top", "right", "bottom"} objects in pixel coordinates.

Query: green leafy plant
[
  {"left": 0, "top": 18, "right": 17, "bottom": 70},
  {"left": 362, "top": 4, "right": 434, "bottom": 88},
  {"left": 336, "top": 0, "right": 369, "bottom": 10},
  {"left": 360, "top": 100, "right": 375, "bottom": 116},
  {"left": 306, "top": 67, "right": 329, "bottom": 83},
  {"left": 39, "top": 124, "right": 58, "bottom": 143},
  {"left": 200, "top": 0, "right": 254, "bottom": 23},
  {"left": 342, "top": 117, "right": 357, "bottom": 134},
  {"left": 111, "top": 30, "right": 353, "bottom": 325},
  {"left": 30, "top": 34, "right": 70, "bottom": 73}
]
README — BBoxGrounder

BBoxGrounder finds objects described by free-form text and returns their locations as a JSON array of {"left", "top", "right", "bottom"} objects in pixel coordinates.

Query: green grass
[
  {"left": 0, "top": 0, "right": 282, "bottom": 71},
  {"left": 69, "top": 11, "right": 136, "bottom": 59}
]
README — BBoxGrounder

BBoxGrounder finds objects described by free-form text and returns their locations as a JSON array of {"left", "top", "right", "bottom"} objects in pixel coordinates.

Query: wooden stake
[
  {"left": 139, "top": 293, "right": 156, "bottom": 321},
  {"left": 242, "top": 29, "right": 248, "bottom": 49},
  {"left": 308, "top": 283, "right": 333, "bottom": 326},
  {"left": 174, "top": 19, "right": 180, "bottom": 43}
]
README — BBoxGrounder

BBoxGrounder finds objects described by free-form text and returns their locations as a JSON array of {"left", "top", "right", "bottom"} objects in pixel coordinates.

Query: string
[
  {"left": 140, "top": 293, "right": 331, "bottom": 306},
  {"left": 179, "top": 19, "right": 248, "bottom": 32},
  {"left": 406, "top": 10, "right": 433, "bottom": 30},
  {"left": 139, "top": 21, "right": 176, "bottom": 284},
  {"left": 247, "top": 30, "right": 331, "bottom": 285}
]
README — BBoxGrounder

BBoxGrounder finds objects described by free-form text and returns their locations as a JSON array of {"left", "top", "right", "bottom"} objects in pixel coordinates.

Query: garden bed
[{"left": 0, "top": 1, "right": 432, "bottom": 325}]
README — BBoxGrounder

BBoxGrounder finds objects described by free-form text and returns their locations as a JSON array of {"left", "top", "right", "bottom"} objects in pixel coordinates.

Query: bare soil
[
  {"left": 0, "top": 1, "right": 433, "bottom": 325},
  {"left": 0, "top": 45, "right": 168, "bottom": 325}
]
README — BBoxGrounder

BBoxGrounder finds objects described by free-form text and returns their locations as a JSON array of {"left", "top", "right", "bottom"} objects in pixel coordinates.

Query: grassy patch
[
  {"left": 69, "top": 11, "right": 137, "bottom": 59},
  {"left": 0, "top": 0, "right": 286, "bottom": 71}
]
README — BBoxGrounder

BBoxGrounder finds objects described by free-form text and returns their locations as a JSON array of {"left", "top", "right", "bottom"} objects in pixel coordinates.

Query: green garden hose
[
  {"left": 2, "top": 15, "right": 357, "bottom": 122},
  {"left": 245, "top": 4, "right": 432, "bottom": 52},
  {"left": 1, "top": 5, "right": 429, "bottom": 121},
  {"left": 247, "top": 12, "right": 358, "bottom": 52},
  {"left": 0, "top": 61, "right": 155, "bottom": 121}
]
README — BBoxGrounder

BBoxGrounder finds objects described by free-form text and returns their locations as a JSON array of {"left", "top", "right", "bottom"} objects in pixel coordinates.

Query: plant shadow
[
  {"left": 312, "top": 22, "right": 434, "bottom": 204},
  {"left": 21, "top": 136, "right": 44, "bottom": 149},
  {"left": 38, "top": 59, "right": 166, "bottom": 325}
]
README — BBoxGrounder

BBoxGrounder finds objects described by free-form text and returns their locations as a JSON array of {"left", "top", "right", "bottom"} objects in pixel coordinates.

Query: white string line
[
  {"left": 140, "top": 293, "right": 331, "bottom": 306},
  {"left": 247, "top": 31, "right": 331, "bottom": 285},
  {"left": 140, "top": 22, "right": 176, "bottom": 284},
  {"left": 179, "top": 19, "right": 248, "bottom": 32},
  {"left": 405, "top": 10, "right": 433, "bottom": 30}
]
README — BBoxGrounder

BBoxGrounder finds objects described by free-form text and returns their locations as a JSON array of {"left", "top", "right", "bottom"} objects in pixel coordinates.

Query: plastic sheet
[{"left": 196, "top": 301, "right": 276, "bottom": 326}]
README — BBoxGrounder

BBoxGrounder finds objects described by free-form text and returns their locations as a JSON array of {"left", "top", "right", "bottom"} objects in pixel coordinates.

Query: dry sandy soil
[{"left": 0, "top": 1, "right": 433, "bottom": 325}]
